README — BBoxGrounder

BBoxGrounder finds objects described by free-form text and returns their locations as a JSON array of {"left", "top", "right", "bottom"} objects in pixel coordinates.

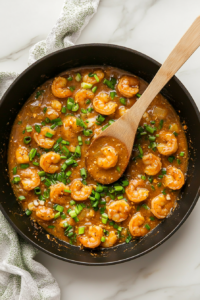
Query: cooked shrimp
[
  {"left": 97, "top": 146, "right": 118, "bottom": 169},
  {"left": 157, "top": 131, "right": 178, "bottom": 156},
  {"left": 51, "top": 77, "right": 73, "bottom": 98},
  {"left": 118, "top": 106, "right": 128, "bottom": 117},
  {"left": 36, "top": 206, "right": 55, "bottom": 221},
  {"left": 21, "top": 168, "right": 40, "bottom": 191},
  {"left": 142, "top": 153, "right": 162, "bottom": 175},
  {"left": 101, "top": 231, "right": 118, "bottom": 248},
  {"left": 93, "top": 92, "right": 117, "bottom": 115},
  {"left": 83, "top": 70, "right": 104, "bottom": 84},
  {"left": 51, "top": 100, "right": 61, "bottom": 111},
  {"left": 107, "top": 200, "right": 131, "bottom": 222},
  {"left": 164, "top": 166, "right": 184, "bottom": 190},
  {"left": 34, "top": 127, "right": 55, "bottom": 149},
  {"left": 45, "top": 108, "right": 59, "bottom": 120},
  {"left": 60, "top": 217, "right": 75, "bottom": 227},
  {"left": 118, "top": 75, "right": 139, "bottom": 98},
  {"left": 125, "top": 179, "right": 149, "bottom": 203},
  {"left": 16, "top": 146, "right": 29, "bottom": 164},
  {"left": 71, "top": 180, "right": 93, "bottom": 201},
  {"left": 129, "top": 212, "right": 148, "bottom": 237},
  {"left": 151, "top": 194, "right": 170, "bottom": 219},
  {"left": 75, "top": 89, "right": 94, "bottom": 107},
  {"left": 40, "top": 152, "right": 61, "bottom": 173},
  {"left": 78, "top": 225, "right": 103, "bottom": 248},
  {"left": 62, "top": 116, "right": 82, "bottom": 140},
  {"left": 50, "top": 182, "right": 70, "bottom": 203}
]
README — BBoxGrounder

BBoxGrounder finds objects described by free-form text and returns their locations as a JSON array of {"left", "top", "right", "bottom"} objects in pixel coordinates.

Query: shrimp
[
  {"left": 21, "top": 168, "right": 40, "bottom": 191},
  {"left": 93, "top": 92, "right": 117, "bottom": 115},
  {"left": 107, "top": 200, "right": 131, "bottom": 222},
  {"left": 101, "top": 231, "right": 118, "bottom": 248},
  {"left": 157, "top": 131, "right": 178, "bottom": 156},
  {"left": 97, "top": 146, "right": 118, "bottom": 169},
  {"left": 34, "top": 127, "right": 55, "bottom": 149},
  {"left": 51, "top": 99, "right": 62, "bottom": 111},
  {"left": 62, "top": 116, "right": 83, "bottom": 141},
  {"left": 60, "top": 217, "right": 75, "bottom": 227},
  {"left": 40, "top": 152, "right": 61, "bottom": 173},
  {"left": 151, "top": 194, "right": 170, "bottom": 219},
  {"left": 75, "top": 89, "right": 94, "bottom": 107},
  {"left": 83, "top": 70, "right": 104, "bottom": 84},
  {"left": 163, "top": 166, "right": 184, "bottom": 190},
  {"left": 45, "top": 108, "right": 59, "bottom": 120},
  {"left": 118, "top": 106, "right": 128, "bottom": 117},
  {"left": 36, "top": 206, "right": 55, "bottom": 221},
  {"left": 51, "top": 77, "right": 73, "bottom": 98},
  {"left": 125, "top": 179, "right": 149, "bottom": 203},
  {"left": 71, "top": 180, "right": 93, "bottom": 201},
  {"left": 129, "top": 212, "right": 148, "bottom": 237},
  {"left": 50, "top": 182, "right": 70, "bottom": 204},
  {"left": 16, "top": 146, "right": 29, "bottom": 164},
  {"left": 78, "top": 225, "right": 103, "bottom": 248},
  {"left": 118, "top": 75, "right": 139, "bottom": 98},
  {"left": 142, "top": 153, "right": 162, "bottom": 175}
]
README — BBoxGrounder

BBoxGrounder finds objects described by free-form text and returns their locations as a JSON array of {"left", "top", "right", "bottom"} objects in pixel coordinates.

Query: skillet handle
[{"left": 130, "top": 16, "right": 200, "bottom": 121}]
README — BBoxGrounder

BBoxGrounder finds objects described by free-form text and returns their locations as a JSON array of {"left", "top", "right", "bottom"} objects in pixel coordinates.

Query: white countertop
[{"left": 1, "top": 0, "right": 200, "bottom": 299}]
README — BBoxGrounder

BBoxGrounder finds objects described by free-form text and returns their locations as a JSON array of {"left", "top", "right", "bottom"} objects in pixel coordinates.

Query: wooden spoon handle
[{"left": 130, "top": 15, "right": 200, "bottom": 122}]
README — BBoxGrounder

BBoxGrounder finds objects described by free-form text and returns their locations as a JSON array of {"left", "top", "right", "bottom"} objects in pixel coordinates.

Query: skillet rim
[{"left": 0, "top": 43, "right": 200, "bottom": 266}]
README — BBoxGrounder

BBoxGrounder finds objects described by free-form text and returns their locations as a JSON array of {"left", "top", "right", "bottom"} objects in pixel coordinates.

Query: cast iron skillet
[{"left": 0, "top": 44, "right": 200, "bottom": 266}]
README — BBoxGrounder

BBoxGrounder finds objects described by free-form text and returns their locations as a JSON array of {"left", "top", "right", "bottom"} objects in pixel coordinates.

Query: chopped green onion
[
  {"left": 35, "top": 124, "right": 41, "bottom": 133},
  {"left": 142, "top": 204, "right": 149, "bottom": 210},
  {"left": 157, "top": 182, "right": 162, "bottom": 187},
  {"left": 75, "top": 73, "right": 82, "bottom": 82},
  {"left": 61, "top": 106, "right": 66, "bottom": 113},
  {"left": 102, "top": 217, "right": 107, "bottom": 224},
  {"left": 122, "top": 180, "right": 129, "bottom": 186},
  {"left": 120, "top": 97, "right": 126, "bottom": 105},
  {"left": 33, "top": 162, "right": 39, "bottom": 166},
  {"left": 48, "top": 225, "right": 55, "bottom": 229},
  {"left": 126, "top": 235, "right": 132, "bottom": 243},
  {"left": 78, "top": 136, "right": 82, "bottom": 145},
  {"left": 136, "top": 93, "right": 141, "bottom": 98},
  {"left": 18, "top": 196, "right": 26, "bottom": 201},
  {"left": 150, "top": 216, "right": 155, "bottom": 221},
  {"left": 173, "top": 131, "right": 178, "bottom": 136},
  {"left": 149, "top": 136, "right": 156, "bottom": 141},
  {"left": 162, "top": 189, "right": 167, "bottom": 195},
  {"left": 13, "top": 167, "right": 17, "bottom": 175},
  {"left": 96, "top": 114, "right": 105, "bottom": 125},
  {"left": 25, "top": 209, "right": 32, "bottom": 216},
  {"left": 159, "top": 120, "right": 164, "bottom": 129},
  {"left": 64, "top": 189, "right": 71, "bottom": 193},
  {"left": 81, "top": 82, "right": 93, "bottom": 89},
  {"left": 85, "top": 139, "right": 90, "bottom": 145},
  {"left": 56, "top": 205, "right": 64, "bottom": 213},
  {"left": 35, "top": 90, "right": 44, "bottom": 99},
  {"left": 43, "top": 107, "right": 47, "bottom": 114},
  {"left": 69, "top": 86, "right": 75, "bottom": 92},
  {"left": 86, "top": 99, "right": 91, "bottom": 105},
  {"left": 148, "top": 176, "right": 153, "bottom": 183},
  {"left": 145, "top": 224, "right": 151, "bottom": 230},
  {"left": 180, "top": 152, "right": 185, "bottom": 157},
  {"left": 161, "top": 168, "right": 167, "bottom": 175},
  {"left": 94, "top": 74, "right": 99, "bottom": 82},
  {"left": 34, "top": 187, "right": 41, "bottom": 195},
  {"left": 146, "top": 125, "right": 156, "bottom": 134},
  {"left": 138, "top": 145, "right": 143, "bottom": 156},
  {"left": 83, "top": 129, "right": 93, "bottom": 136},
  {"left": 168, "top": 156, "right": 175, "bottom": 163},
  {"left": 141, "top": 175, "right": 146, "bottom": 180},
  {"left": 110, "top": 91, "right": 116, "bottom": 100},
  {"left": 69, "top": 210, "right": 77, "bottom": 218},
  {"left": 151, "top": 185, "right": 155, "bottom": 191},
  {"left": 116, "top": 166, "right": 121, "bottom": 173},
  {"left": 80, "top": 168, "right": 87, "bottom": 179},
  {"left": 20, "top": 164, "right": 29, "bottom": 169},
  {"left": 23, "top": 136, "right": 31, "bottom": 144},
  {"left": 103, "top": 77, "right": 116, "bottom": 89},
  {"left": 61, "top": 140, "right": 70, "bottom": 145},
  {"left": 76, "top": 118, "right": 87, "bottom": 129},
  {"left": 101, "top": 236, "right": 106, "bottom": 242},
  {"left": 29, "top": 148, "right": 37, "bottom": 161},
  {"left": 45, "top": 132, "right": 54, "bottom": 138},
  {"left": 66, "top": 171, "right": 72, "bottom": 177},
  {"left": 92, "top": 86, "right": 97, "bottom": 93},
  {"left": 26, "top": 125, "right": 32, "bottom": 132},
  {"left": 54, "top": 212, "right": 61, "bottom": 219},
  {"left": 78, "top": 227, "right": 85, "bottom": 234},
  {"left": 38, "top": 171, "right": 46, "bottom": 177},
  {"left": 72, "top": 103, "right": 79, "bottom": 112},
  {"left": 67, "top": 76, "right": 73, "bottom": 81},
  {"left": 70, "top": 200, "right": 76, "bottom": 206}
]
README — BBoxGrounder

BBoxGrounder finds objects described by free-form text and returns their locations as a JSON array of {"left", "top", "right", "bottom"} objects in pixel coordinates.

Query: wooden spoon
[{"left": 86, "top": 16, "right": 200, "bottom": 184}]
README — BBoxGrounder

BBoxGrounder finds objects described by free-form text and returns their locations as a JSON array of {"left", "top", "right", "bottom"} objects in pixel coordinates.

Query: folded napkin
[{"left": 0, "top": 1, "right": 100, "bottom": 299}]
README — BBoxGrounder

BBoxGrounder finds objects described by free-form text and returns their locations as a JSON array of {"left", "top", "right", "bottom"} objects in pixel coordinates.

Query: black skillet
[{"left": 0, "top": 44, "right": 200, "bottom": 265}]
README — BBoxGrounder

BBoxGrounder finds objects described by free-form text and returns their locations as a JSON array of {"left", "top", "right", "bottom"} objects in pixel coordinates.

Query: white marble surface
[{"left": 1, "top": 0, "right": 200, "bottom": 299}]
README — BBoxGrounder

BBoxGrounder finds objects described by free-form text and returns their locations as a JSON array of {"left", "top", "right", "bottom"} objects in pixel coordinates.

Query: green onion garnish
[
  {"left": 38, "top": 171, "right": 46, "bottom": 177},
  {"left": 34, "top": 187, "right": 41, "bottom": 195},
  {"left": 20, "top": 164, "right": 29, "bottom": 169},
  {"left": 145, "top": 224, "right": 151, "bottom": 230},
  {"left": 146, "top": 125, "right": 156, "bottom": 134},
  {"left": 138, "top": 145, "right": 143, "bottom": 156},
  {"left": 67, "top": 76, "right": 73, "bottom": 81},
  {"left": 45, "top": 132, "right": 54, "bottom": 138},
  {"left": 13, "top": 167, "right": 17, "bottom": 175},
  {"left": 75, "top": 73, "right": 82, "bottom": 82},
  {"left": 78, "top": 227, "right": 85, "bottom": 235},
  {"left": 61, "top": 106, "right": 66, "bottom": 114},
  {"left": 136, "top": 93, "right": 141, "bottom": 98},
  {"left": 141, "top": 175, "right": 146, "bottom": 180},
  {"left": 92, "top": 86, "right": 97, "bottom": 93},
  {"left": 180, "top": 152, "right": 185, "bottom": 157},
  {"left": 120, "top": 97, "right": 126, "bottom": 105},
  {"left": 54, "top": 212, "right": 61, "bottom": 219},
  {"left": 116, "top": 166, "right": 121, "bottom": 173},
  {"left": 81, "top": 82, "right": 93, "bottom": 89},
  {"left": 29, "top": 148, "right": 37, "bottom": 161},
  {"left": 23, "top": 136, "right": 31, "bottom": 144},
  {"left": 80, "top": 168, "right": 87, "bottom": 179},
  {"left": 168, "top": 156, "right": 175, "bottom": 163},
  {"left": 56, "top": 205, "right": 64, "bottom": 213},
  {"left": 110, "top": 91, "right": 116, "bottom": 100},
  {"left": 25, "top": 209, "right": 32, "bottom": 216},
  {"left": 43, "top": 107, "right": 47, "bottom": 114},
  {"left": 83, "top": 129, "right": 93, "bottom": 136},
  {"left": 150, "top": 216, "right": 155, "bottom": 221},
  {"left": 26, "top": 125, "right": 32, "bottom": 132},
  {"left": 94, "top": 74, "right": 99, "bottom": 82},
  {"left": 159, "top": 120, "right": 164, "bottom": 129},
  {"left": 18, "top": 196, "right": 25, "bottom": 201},
  {"left": 35, "top": 124, "right": 41, "bottom": 133},
  {"left": 101, "top": 236, "right": 106, "bottom": 242},
  {"left": 70, "top": 200, "right": 76, "bottom": 206},
  {"left": 76, "top": 118, "right": 87, "bottom": 129}
]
